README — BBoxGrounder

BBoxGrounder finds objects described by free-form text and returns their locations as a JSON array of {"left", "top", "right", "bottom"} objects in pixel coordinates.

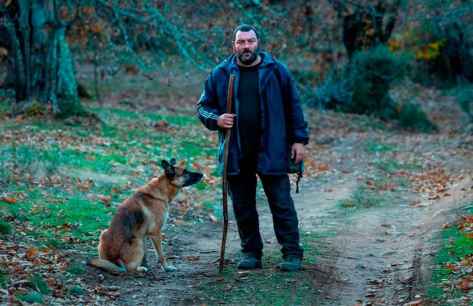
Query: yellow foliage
[
  {"left": 25, "top": 101, "right": 47, "bottom": 117},
  {"left": 415, "top": 41, "right": 444, "bottom": 61},
  {"left": 388, "top": 39, "right": 402, "bottom": 52}
]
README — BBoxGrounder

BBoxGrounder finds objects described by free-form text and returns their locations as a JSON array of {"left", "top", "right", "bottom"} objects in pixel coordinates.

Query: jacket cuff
[{"left": 292, "top": 136, "right": 309, "bottom": 145}]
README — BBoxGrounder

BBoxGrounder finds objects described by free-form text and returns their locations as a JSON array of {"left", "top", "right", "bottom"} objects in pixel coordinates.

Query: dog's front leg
[{"left": 150, "top": 234, "right": 176, "bottom": 272}]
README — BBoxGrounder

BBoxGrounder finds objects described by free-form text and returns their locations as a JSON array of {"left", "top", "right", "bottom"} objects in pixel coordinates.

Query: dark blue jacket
[{"left": 197, "top": 52, "right": 309, "bottom": 175}]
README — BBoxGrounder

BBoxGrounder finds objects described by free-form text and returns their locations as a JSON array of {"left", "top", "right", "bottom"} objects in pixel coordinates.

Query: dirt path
[
  {"left": 299, "top": 175, "right": 473, "bottom": 305},
  {"left": 94, "top": 171, "right": 472, "bottom": 306},
  {"left": 86, "top": 108, "right": 473, "bottom": 305}
]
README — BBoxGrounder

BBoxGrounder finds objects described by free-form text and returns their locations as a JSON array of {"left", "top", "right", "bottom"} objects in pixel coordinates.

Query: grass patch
[
  {"left": 69, "top": 285, "right": 85, "bottom": 296},
  {"left": 364, "top": 139, "right": 397, "bottom": 154},
  {"left": 338, "top": 185, "right": 386, "bottom": 209},
  {"left": 371, "top": 157, "right": 420, "bottom": 174},
  {"left": 29, "top": 273, "right": 51, "bottom": 295},
  {"left": 426, "top": 204, "right": 473, "bottom": 304},
  {"left": 0, "top": 219, "right": 12, "bottom": 235},
  {"left": 16, "top": 291, "right": 44, "bottom": 304},
  {"left": 198, "top": 232, "right": 322, "bottom": 305},
  {"left": 2, "top": 188, "right": 114, "bottom": 248},
  {"left": 66, "top": 261, "right": 87, "bottom": 275},
  {"left": 0, "top": 268, "right": 8, "bottom": 288},
  {"left": 0, "top": 103, "right": 217, "bottom": 252}
]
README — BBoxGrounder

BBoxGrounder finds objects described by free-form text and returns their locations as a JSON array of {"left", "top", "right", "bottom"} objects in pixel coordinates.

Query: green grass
[
  {"left": 364, "top": 139, "right": 398, "bottom": 154},
  {"left": 1, "top": 188, "right": 114, "bottom": 248},
  {"left": 69, "top": 285, "right": 85, "bottom": 296},
  {"left": 16, "top": 291, "right": 44, "bottom": 304},
  {"left": 66, "top": 261, "right": 87, "bottom": 275},
  {"left": 338, "top": 185, "right": 386, "bottom": 210},
  {"left": 198, "top": 232, "right": 322, "bottom": 305},
  {"left": 426, "top": 204, "right": 473, "bottom": 304},
  {"left": 0, "top": 219, "right": 12, "bottom": 235},
  {"left": 0, "top": 104, "right": 217, "bottom": 252},
  {"left": 371, "top": 157, "right": 420, "bottom": 174},
  {"left": 29, "top": 273, "right": 51, "bottom": 295},
  {"left": 0, "top": 267, "right": 8, "bottom": 288}
]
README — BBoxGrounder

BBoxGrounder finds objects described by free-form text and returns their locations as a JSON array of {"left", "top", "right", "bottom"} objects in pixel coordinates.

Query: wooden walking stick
[{"left": 219, "top": 74, "right": 235, "bottom": 273}]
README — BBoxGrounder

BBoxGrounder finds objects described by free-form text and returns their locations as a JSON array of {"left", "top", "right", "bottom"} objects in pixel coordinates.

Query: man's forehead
[{"left": 235, "top": 30, "right": 257, "bottom": 40}]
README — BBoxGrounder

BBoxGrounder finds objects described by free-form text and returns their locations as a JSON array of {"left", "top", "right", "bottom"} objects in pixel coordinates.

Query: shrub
[
  {"left": 397, "top": 102, "right": 438, "bottom": 132},
  {"left": 312, "top": 68, "right": 352, "bottom": 111},
  {"left": 312, "top": 45, "right": 435, "bottom": 131},
  {"left": 348, "top": 46, "right": 412, "bottom": 116},
  {"left": 455, "top": 84, "right": 473, "bottom": 123},
  {"left": 313, "top": 46, "right": 411, "bottom": 115}
]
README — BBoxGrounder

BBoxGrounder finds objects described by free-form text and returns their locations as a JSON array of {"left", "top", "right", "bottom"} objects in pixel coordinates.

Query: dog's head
[{"left": 160, "top": 158, "right": 203, "bottom": 187}]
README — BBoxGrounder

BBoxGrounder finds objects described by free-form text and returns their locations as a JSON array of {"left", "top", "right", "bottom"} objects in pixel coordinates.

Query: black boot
[{"left": 237, "top": 253, "right": 262, "bottom": 270}]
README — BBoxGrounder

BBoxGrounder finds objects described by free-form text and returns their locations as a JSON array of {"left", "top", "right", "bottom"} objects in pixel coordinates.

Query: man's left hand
[{"left": 291, "top": 143, "right": 305, "bottom": 164}]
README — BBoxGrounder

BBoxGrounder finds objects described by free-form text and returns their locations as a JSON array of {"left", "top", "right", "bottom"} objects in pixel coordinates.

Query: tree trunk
[
  {"left": 329, "top": 0, "right": 400, "bottom": 59},
  {"left": 1, "top": 0, "right": 83, "bottom": 117}
]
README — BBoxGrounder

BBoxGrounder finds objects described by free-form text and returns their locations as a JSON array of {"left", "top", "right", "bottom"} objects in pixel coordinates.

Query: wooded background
[{"left": 1, "top": 0, "right": 472, "bottom": 124}]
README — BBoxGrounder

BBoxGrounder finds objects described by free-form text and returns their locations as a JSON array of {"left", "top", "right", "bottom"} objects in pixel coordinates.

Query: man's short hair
[{"left": 232, "top": 24, "right": 259, "bottom": 41}]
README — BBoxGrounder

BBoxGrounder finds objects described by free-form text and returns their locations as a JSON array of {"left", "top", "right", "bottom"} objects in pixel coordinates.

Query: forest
[{"left": 1, "top": 0, "right": 473, "bottom": 305}]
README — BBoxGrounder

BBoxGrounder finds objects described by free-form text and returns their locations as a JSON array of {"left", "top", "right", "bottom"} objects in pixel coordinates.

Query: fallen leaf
[
  {"left": 403, "top": 300, "right": 423, "bottom": 306},
  {"left": 185, "top": 255, "right": 200, "bottom": 262},
  {"left": 1, "top": 197, "right": 17, "bottom": 204},
  {"left": 26, "top": 247, "right": 39, "bottom": 261},
  {"left": 98, "top": 195, "right": 112, "bottom": 206},
  {"left": 458, "top": 278, "right": 472, "bottom": 291},
  {"left": 317, "top": 163, "right": 330, "bottom": 172},
  {"left": 208, "top": 213, "right": 218, "bottom": 223}
]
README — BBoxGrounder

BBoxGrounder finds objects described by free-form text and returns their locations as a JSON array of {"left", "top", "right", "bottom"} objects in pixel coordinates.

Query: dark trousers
[{"left": 228, "top": 158, "right": 303, "bottom": 259}]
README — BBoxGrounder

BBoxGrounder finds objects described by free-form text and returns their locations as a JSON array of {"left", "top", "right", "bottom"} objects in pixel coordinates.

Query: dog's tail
[{"left": 87, "top": 258, "right": 127, "bottom": 275}]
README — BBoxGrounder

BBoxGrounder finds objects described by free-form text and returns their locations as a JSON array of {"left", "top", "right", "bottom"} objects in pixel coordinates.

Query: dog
[{"left": 87, "top": 159, "right": 203, "bottom": 274}]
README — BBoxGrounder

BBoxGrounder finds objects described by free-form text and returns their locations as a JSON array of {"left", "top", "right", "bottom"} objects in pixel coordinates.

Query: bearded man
[{"left": 197, "top": 24, "right": 309, "bottom": 271}]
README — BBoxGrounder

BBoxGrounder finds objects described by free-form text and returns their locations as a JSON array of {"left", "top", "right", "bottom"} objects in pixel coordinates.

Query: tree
[
  {"left": 328, "top": 0, "right": 401, "bottom": 59},
  {"left": 0, "top": 0, "right": 83, "bottom": 116}
]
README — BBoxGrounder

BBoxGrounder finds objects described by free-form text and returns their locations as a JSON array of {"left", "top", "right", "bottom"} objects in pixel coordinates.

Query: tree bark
[
  {"left": 328, "top": 0, "right": 401, "bottom": 59},
  {"left": 1, "top": 0, "right": 83, "bottom": 117}
]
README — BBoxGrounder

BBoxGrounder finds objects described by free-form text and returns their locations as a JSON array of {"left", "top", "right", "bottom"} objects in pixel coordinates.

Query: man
[{"left": 197, "top": 24, "right": 309, "bottom": 271}]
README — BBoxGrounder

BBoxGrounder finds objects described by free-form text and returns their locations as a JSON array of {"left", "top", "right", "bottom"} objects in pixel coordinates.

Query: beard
[{"left": 237, "top": 48, "right": 259, "bottom": 65}]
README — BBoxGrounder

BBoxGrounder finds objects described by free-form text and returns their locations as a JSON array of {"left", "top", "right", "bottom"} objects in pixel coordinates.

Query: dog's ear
[
  {"left": 170, "top": 158, "right": 176, "bottom": 166},
  {"left": 160, "top": 159, "right": 170, "bottom": 169},
  {"left": 160, "top": 159, "right": 175, "bottom": 178}
]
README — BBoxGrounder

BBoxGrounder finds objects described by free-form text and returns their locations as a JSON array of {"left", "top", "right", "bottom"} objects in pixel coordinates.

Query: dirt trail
[
  {"left": 296, "top": 175, "right": 473, "bottom": 305},
  {"left": 97, "top": 171, "right": 472, "bottom": 306},
  {"left": 88, "top": 108, "right": 473, "bottom": 305}
]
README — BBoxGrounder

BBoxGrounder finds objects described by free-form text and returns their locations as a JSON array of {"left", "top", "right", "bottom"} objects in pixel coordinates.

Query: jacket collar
[
  {"left": 224, "top": 52, "right": 277, "bottom": 92},
  {"left": 225, "top": 51, "right": 276, "bottom": 74}
]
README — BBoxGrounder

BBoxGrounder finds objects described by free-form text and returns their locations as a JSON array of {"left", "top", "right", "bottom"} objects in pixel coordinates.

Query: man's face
[{"left": 233, "top": 30, "right": 259, "bottom": 65}]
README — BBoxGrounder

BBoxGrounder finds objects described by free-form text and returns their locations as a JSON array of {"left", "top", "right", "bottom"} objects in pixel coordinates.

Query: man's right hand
[{"left": 217, "top": 113, "right": 236, "bottom": 129}]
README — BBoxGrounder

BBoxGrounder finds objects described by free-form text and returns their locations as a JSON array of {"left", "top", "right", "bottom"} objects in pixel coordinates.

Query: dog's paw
[
  {"left": 137, "top": 266, "right": 149, "bottom": 273},
  {"left": 163, "top": 264, "right": 177, "bottom": 272}
]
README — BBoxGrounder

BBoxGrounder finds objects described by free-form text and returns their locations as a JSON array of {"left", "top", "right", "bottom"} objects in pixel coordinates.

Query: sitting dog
[{"left": 88, "top": 159, "right": 203, "bottom": 274}]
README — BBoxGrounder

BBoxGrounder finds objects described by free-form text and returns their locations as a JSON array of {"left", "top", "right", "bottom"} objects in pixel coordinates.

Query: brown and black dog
[{"left": 88, "top": 159, "right": 203, "bottom": 274}]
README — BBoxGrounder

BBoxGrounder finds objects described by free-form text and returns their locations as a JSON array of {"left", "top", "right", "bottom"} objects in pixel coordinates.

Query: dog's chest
[{"left": 142, "top": 205, "right": 169, "bottom": 232}]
